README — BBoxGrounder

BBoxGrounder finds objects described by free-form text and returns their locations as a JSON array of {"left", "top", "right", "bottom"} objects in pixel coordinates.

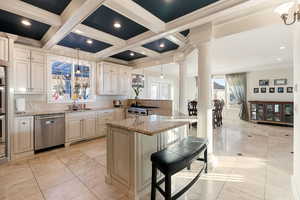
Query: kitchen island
[{"left": 106, "top": 115, "right": 190, "bottom": 200}]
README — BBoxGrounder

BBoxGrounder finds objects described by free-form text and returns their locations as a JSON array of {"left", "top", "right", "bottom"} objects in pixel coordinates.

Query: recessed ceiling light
[
  {"left": 277, "top": 58, "right": 282, "bottom": 61},
  {"left": 114, "top": 22, "right": 121, "bottom": 29},
  {"left": 159, "top": 43, "right": 165, "bottom": 48},
  {"left": 75, "top": 29, "right": 83, "bottom": 34},
  {"left": 21, "top": 19, "right": 31, "bottom": 26},
  {"left": 130, "top": 52, "right": 135, "bottom": 56},
  {"left": 280, "top": 46, "right": 286, "bottom": 50},
  {"left": 86, "top": 39, "right": 93, "bottom": 44}
]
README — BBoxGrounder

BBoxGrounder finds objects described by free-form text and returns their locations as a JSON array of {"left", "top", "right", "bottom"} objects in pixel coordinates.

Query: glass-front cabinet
[
  {"left": 47, "top": 55, "right": 95, "bottom": 103},
  {"left": 249, "top": 101, "right": 293, "bottom": 126}
]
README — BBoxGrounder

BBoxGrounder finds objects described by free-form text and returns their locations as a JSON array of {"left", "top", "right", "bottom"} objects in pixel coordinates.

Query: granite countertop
[
  {"left": 15, "top": 107, "right": 124, "bottom": 117},
  {"left": 107, "top": 115, "right": 190, "bottom": 136}
]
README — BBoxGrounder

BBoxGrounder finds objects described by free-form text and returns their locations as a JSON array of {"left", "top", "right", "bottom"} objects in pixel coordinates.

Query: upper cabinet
[
  {"left": 97, "top": 62, "right": 132, "bottom": 96},
  {"left": 14, "top": 48, "right": 45, "bottom": 94},
  {"left": 0, "top": 37, "right": 9, "bottom": 62}
]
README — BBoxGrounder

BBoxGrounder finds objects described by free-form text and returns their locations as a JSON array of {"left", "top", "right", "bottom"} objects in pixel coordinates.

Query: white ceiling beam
[
  {"left": 96, "top": 0, "right": 274, "bottom": 59},
  {"left": 104, "top": 0, "right": 165, "bottom": 33},
  {"left": 73, "top": 24, "right": 126, "bottom": 46},
  {"left": 42, "top": 0, "right": 106, "bottom": 49},
  {"left": 0, "top": 0, "right": 62, "bottom": 26},
  {"left": 165, "top": 33, "right": 187, "bottom": 47},
  {"left": 129, "top": 46, "right": 160, "bottom": 57}
]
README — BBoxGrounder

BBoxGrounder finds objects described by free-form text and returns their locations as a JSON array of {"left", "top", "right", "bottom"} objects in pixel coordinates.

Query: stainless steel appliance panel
[{"left": 34, "top": 114, "right": 65, "bottom": 150}]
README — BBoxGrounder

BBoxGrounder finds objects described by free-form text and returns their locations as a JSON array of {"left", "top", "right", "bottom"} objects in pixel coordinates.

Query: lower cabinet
[
  {"left": 13, "top": 116, "right": 34, "bottom": 154},
  {"left": 66, "top": 109, "right": 118, "bottom": 143}
]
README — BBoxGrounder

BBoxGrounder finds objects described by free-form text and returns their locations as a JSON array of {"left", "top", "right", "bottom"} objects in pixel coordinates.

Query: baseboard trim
[{"left": 292, "top": 175, "right": 300, "bottom": 200}]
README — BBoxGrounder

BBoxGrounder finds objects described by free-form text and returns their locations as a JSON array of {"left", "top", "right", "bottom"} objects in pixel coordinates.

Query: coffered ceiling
[{"left": 0, "top": 0, "right": 260, "bottom": 64}]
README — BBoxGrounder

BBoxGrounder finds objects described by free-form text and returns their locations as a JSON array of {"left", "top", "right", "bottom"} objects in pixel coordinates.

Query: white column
[
  {"left": 178, "top": 60, "right": 187, "bottom": 114},
  {"left": 197, "top": 43, "right": 213, "bottom": 149},
  {"left": 292, "top": 22, "right": 300, "bottom": 200}
]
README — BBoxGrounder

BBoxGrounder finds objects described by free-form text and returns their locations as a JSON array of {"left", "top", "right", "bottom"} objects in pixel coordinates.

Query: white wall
[
  {"left": 131, "top": 68, "right": 179, "bottom": 112},
  {"left": 293, "top": 24, "right": 300, "bottom": 200},
  {"left": 247, "top": 68, "right": 293, "bottom": 102}
]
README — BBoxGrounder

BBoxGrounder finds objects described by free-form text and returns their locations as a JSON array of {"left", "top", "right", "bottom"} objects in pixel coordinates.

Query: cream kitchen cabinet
[
  {"left": 13, "top": 116, "right": 34, "bottom": 154},
  {"left": 97, "top": 62, "right": 132, "bottom": 96},
  {"left": 65, "top": 111, "right": 97, "bottom": 143},
  {"left": 96, "top": 110, "right": 114, "bottom": 137},
  {"left": 0, "top": 37, "right": 8, "bottom": 61},
  {"left": 14, "top": 48, "right": 45, "bottom": 94}
]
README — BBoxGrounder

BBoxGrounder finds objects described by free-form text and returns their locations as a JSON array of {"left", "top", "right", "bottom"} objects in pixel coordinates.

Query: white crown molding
[{"left": 0, "top": 0, "right": 62, "bottom": 26}]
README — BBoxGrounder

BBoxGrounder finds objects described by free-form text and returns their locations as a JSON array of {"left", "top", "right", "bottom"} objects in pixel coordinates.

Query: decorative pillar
[
  {"left": 178, "top": 60, "right": 187, "bottom": 114},
  {"left": 190, "top": 23, "right": 213, "bottom": 153}
]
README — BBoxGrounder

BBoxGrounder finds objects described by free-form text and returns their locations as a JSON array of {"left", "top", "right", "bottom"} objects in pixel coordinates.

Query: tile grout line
[
  {"left": 55, "top": 151, "right": 104, "bottom": 200},
  {"left": 27, "top": 159, "right": 47, "bottom": 200}
]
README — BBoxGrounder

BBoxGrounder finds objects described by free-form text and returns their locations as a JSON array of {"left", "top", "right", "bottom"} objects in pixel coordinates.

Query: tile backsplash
[{"left": 14, "top": 94, "right": 128, "bottom": 113}]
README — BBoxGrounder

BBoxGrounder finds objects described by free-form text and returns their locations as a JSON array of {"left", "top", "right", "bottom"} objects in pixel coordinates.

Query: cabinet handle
[{"left": 22, "top": 122, "right": 26, "bottom": 125}]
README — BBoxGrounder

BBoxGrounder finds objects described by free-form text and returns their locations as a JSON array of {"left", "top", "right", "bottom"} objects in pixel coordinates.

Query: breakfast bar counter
[{"left": 106, "top": 115, "right": 190, "bottom": 200}]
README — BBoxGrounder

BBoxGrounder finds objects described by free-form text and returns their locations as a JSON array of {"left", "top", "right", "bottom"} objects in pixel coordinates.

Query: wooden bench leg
[
  {"left": 165, "top": 174, "right": 172, "bottom": 200},
  {"left": 204, "top": 148, "right": 208, "bottom": 173},
  {"left": 151, "top": 164, "right": 157, "bottom": 200}
]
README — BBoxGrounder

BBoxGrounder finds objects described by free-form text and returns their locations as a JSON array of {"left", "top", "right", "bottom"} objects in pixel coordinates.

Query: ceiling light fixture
[
  {"left": 277, "top": 58, "right": 282, "bottom": 62},
  {"left": 86, "top": 39, "right": 93, "bottom": 44},
  {"left": 280, "top": 46, "right": 286, "bottom": 50},
  {"left": 75, "top": 29, "right": 83, "bottom": 34},
  {"left": 21, "top": 19, "right": 31, "bottom": 26},
  {"left": 130, "top": 52, "right": 135, "bottom": 56},
  {"left": 76, "top": 48, "right": 81, "bottom": 74},
  {"left": 275, "top": 2, "right": 300, "bottom": 25},
  {"left": 114, "top": 22, "right": 121, "bottom": 29},
  {"left": 159, "top": 43, "right": 165, "bottom": 48}
]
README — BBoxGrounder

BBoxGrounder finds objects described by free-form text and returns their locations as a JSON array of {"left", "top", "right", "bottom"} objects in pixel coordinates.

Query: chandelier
[{"left": 275, "top": 1, "right": 300, "bottom": 25}]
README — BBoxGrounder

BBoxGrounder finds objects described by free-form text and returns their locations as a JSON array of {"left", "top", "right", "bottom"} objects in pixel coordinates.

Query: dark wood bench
[{"left": 150, "top": 136, "right": 208, "bottom": 200}]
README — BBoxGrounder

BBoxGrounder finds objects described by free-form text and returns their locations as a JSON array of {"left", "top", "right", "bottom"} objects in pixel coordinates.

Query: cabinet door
[
  {"left": 111, "top": 71, "right": 119, "bottom": 94},
  {"left": 13, "top": 117, "right": 33, "bottom": 154},
  {"left": 66, "top": 119, "right": 82, "bottom": 142},
  {"left": 15, "top": 60, "right": 30, "bottom": 92},
  {"left": 31, "top": 62, "right": 44, "bottom": 92},
  {"left": 83, "top": 117, "right": 96, "bottom": 139},
  {"left": 103, "top": 70, "right": 112, "bottom": 94},
  {"left": 0, "top": 37, "right": 8, "bottom": 61},
  {"left": 15, "top": 48, "right": 30, "bottom": 62},
  {"left": 119, "top": 70, "right": 131, "bottom": 95},
  {"left": 31, "top": 51, "right": 44, "bottom": 63}
]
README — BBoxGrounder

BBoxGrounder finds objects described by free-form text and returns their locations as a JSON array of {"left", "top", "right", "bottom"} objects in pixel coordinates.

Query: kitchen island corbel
[{"left": 106, "top": 115, "right": 190, "bottom": 200}]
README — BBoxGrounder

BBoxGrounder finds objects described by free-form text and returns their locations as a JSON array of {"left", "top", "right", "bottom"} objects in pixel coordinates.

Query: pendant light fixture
[
  {"left": 160, "top": 64, "right": 164, "bottom": 79},
  {"left": 75, "top": 48, "right": 81, "bottom": 74}
]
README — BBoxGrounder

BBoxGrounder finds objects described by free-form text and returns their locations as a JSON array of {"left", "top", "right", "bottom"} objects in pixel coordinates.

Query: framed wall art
[
  {"left": 274, "top": 79, "right": 287, "bottom": 86},
  {"left": 259, "top": 80, "right": 269, "bottom": 86},
  {"left": 254, "top": 88, "right": 259, "bottom": 93},
  {"left": 287, "top": 87, "right": 293, "bottom": 93},
  {"left": 261, "top": 88, "right": 267, "bottom": 93},
  {"left": 269, "top": 87, "right": 275, "bottom": 93},
  {"left": 278, "top": 87, "right": 284, "bottom": 93}
]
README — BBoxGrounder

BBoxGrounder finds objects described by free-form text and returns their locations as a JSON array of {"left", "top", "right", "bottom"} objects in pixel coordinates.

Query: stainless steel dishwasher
[{"left": 34, "top": 114, "right": 65, "bottom": 151}]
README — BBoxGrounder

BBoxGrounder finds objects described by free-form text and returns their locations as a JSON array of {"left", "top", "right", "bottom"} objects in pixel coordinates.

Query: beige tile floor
[{"left": 0, "top": 119, "right": 294, "bottom": 200}]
